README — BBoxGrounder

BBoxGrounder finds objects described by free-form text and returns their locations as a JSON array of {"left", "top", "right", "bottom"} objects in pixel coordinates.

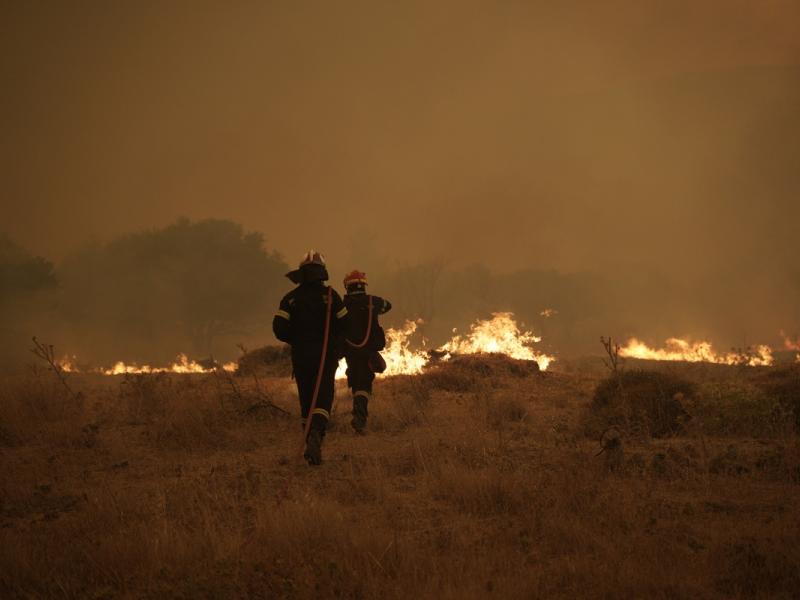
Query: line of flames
[
  {"left": 58, "top": 354, "right": 237, "bottom": 375},
  {"left": 619, "top": 338, "right": 775, "bottom": 367},
  {"left": 56, "top": 320, "right": 799, "bottom": 376},
  {"left": 335, "top": 312, "right": 554, "bottom": 379},
  {"left": 58, "top": 312, "right": 554, "bottom": 377}
]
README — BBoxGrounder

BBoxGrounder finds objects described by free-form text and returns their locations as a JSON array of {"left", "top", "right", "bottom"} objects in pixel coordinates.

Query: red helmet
[{"left": 343, "top": 270, "right": 367, "bottom": 287}]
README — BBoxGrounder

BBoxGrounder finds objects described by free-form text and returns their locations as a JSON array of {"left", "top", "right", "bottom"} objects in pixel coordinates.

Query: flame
[
  {"left": 383, "top": 320, "right": 430, "bottom": 376},
  {"left": 439, "top": 312, "right": 554, "bottom": 371},
  {"left": 56, "top": 354, "right": 236, "bottom": 375},
  {"left": 779, "top": 330, "right": 800, "bottom": 363},
  {"left": 620, "top": 337, "right": 773, "bottom": 367},
  {"left": 335, "top": 319, "right": 429, "bottom": 380},
  {"left": 780, "top": 330, "right": 799, "bottom": 350},
  {"left": 540, "top": 308, "right": 558, "bottom": 318},
  {"left": 56, "top": 313, "right": 554, "bottom": 379},
  {"left": 335, "top": 312, "right": 554, "bottom": 379},
  {"left": 101, "top": 354, "right": 237, "bottom": 375},
  {"left": 57, "top": 356, "right": 78, "bottom": 373}
]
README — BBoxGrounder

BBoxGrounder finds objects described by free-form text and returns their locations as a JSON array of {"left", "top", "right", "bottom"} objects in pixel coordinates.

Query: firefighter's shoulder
[{"left": 274, "top": 289, "right": 297, "bottom": 321}]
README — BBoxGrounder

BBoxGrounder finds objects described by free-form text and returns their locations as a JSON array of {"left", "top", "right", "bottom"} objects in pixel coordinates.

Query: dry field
[{"left": 1, "top": 354, "right": 799, "bottom": 599}]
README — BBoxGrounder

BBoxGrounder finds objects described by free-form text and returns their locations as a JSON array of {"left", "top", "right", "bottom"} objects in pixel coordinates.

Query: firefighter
[
  {"left": 272, "top": 251, "right": 348, "bottom": 465},
  {"left": 342, "top": 270, "right": 392, "bottom": 433}
]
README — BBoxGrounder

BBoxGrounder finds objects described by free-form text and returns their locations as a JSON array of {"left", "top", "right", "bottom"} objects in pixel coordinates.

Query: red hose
[
  {"left": 302, "top": 286, "right": 333, "bottom": 447},
  {"left": 345, "top": 295, "right": 373, "bottom": 349}
]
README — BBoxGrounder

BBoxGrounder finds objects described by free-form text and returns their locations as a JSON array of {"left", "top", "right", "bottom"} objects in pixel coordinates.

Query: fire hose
[
  {"left": 345, "top": 295, "right": 373, "bottom": 349},
  {"left": 276, "top": 286, "right": 335, "bottom": 505},
  {"left": 301, "top": 286, "right": 333, "bottom": 447}
]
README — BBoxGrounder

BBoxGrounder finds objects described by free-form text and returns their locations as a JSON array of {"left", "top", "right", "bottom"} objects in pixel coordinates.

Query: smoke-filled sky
[{"left": 3, "top": 1, "right": 799, "bottom": 282}]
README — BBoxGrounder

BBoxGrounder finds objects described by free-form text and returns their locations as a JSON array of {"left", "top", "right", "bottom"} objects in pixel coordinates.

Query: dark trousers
[
  {"left": 345, "top": 349, "right": 375, "bottom": 415},
  {"left": 292, "top": 344, "right": 337, "bottom": 433}
]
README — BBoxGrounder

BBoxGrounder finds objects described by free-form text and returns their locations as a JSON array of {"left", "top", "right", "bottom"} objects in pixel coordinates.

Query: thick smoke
[{"left": 2, "top": 1, "right": 798, "bottom": 362}]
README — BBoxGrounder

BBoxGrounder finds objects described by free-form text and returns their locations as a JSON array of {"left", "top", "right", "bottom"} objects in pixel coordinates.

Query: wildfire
[
  {"left": 57, "top": 354, "right": 237, "bottom": 375},
  {"left": 619, "top": 338, "right": 774, "bottom": 367},
  {"left": 336, "top": 319, "right": 430, "bottom": 380},
  {"left": 335, "top": 312, "right": 554, "bottom": 379},
  {"left": 439, "top": 312, "right": 554, "bottom": 371},
  {"left": 57, "top": 356, "right": 78, "bottom": 373},
  {"left": 58, "top": 313, "right": 553, "bottom": 378}
]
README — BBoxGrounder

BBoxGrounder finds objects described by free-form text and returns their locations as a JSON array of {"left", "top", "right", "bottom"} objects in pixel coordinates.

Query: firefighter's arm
[
  {"left": 377, "top": 296, "right": 392, "bottom": 314},
  {"left": 331, "top": 290, "right": 349, "bottom": 334},
  {"left": 272, "top": 296, "right": 293, "bottom": 343}
]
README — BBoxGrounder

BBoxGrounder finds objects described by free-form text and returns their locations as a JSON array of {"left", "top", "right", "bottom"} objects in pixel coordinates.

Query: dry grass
[{"left": 1, "top": 358, "right": 799, "bottom": 598}]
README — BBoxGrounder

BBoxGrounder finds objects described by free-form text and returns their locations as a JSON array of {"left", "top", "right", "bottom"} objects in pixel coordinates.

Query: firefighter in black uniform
[
  {"left": 273, "top": 251, "right": 348, "bottom": 465},
  {"left": 342, "top": 270, "right": 392, "bottom": 433}
]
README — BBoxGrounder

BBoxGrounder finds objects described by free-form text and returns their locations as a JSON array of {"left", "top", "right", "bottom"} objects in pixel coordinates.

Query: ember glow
[{"left": 619, "top": 338, "right": 774, "bottom": 367}]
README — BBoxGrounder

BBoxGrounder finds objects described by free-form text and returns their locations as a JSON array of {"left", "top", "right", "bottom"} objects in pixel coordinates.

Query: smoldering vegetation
[{"left": 1, "top": 357, "right": 799, "bottom": 598}]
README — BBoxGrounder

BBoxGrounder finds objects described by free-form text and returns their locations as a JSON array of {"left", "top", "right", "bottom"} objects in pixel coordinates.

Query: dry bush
[
  {"left": 117, "top": 372, "right": 173, "bottom": 423},
  {"left": 688, "top": 380, "right": 793, "bottom": 438},
  {"left": 372, "top": 375, "right": 433, "bottom": 431},
  {"left": 0, "top": 372, "right": 90, "bottom": 448},
  {"left": 422, "top": 354, "right": 538, "bottom": 392},
  {"left": 237, "top": 344, "right": 291, "bottom": 377},
  {"left": 584, "top": 370, "right": 693, "bottom": 439},
  {"left": 752, "top": 365, "right": 800, "bottom": 431}
]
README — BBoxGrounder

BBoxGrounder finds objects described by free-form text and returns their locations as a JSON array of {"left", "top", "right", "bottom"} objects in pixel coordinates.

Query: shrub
[
  {"left": 585, "top": 370, "right": 693, "bottom": 438},
  {"left": 753, "top": 365, "right": 800, "bottom": 431},
  {"left": 237, "top": 345, "right": 292, "bottom": 377},
  {"left": 689, "top": 381, "right": 791, "bottom": 437}
]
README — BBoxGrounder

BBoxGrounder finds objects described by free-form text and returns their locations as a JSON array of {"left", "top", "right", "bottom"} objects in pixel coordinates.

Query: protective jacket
[
  {"left": 342, "top": 291, "right": 391, "bottom": 431},
  {"left": 273, "top": 281, "right": 348, "bottom": 351},
  {"left": 272, "top": 281, "right": 348, "bottom": 437},
  {"left": 343, "top": 292, "right": 391, "bottom": 352}
]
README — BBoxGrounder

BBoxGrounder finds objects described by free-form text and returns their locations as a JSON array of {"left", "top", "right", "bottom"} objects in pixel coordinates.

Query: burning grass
[{"left": 1, "top": 358, "right": 799, "bottom": 598}]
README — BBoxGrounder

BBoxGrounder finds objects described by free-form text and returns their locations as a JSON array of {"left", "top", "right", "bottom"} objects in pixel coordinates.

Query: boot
[
  {"left": 350, "top": 394, "right": 368, "bottom": 434},
  {"left": 304, "top": 429, "right": 323, "bottom": 465}
]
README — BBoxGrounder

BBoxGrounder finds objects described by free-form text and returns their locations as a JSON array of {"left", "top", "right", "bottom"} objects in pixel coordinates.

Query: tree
[
  {"left": 0, "top": 234, "right": 57, "bottom": 305},
  {"left": 58, "top": 219, "right": 288, "bottom": 361}
]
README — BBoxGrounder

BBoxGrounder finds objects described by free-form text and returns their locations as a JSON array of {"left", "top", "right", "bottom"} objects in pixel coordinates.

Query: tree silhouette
[{"left": 58, "top": 219, "right": 288, "bottom": 359}]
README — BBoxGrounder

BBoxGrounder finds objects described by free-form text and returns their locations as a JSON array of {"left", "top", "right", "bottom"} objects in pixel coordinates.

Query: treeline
[
  {"left": 3, "top": 218, "right": 798, "bottom": 368},
  {"left": 0, "top": 219, "right": 288, "bottom": 366},
  {"left": 1, "top": 220, "right": 605, "bottom": 366}
]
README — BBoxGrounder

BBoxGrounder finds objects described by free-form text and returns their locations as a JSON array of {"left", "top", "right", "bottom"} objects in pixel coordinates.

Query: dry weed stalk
[
  {"left": 29, "top": 336, "right": 80, "bottom": 403},
  {"left": 236, "top": 343, "right": 289, "bottom": 416},
  {"left": 212, "top": 351, "right": 288, "bottom": 417},
  {"left": 598, "top": 336, "right": 629, "bottom": 457}
]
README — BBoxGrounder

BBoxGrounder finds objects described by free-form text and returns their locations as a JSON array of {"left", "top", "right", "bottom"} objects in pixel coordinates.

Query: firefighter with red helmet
[
  {"left": 273, "top": 251, "right": 348, "bottom": 465},
  {"left": 342, "top": 270, "right": 392, "bottom": 433}
]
